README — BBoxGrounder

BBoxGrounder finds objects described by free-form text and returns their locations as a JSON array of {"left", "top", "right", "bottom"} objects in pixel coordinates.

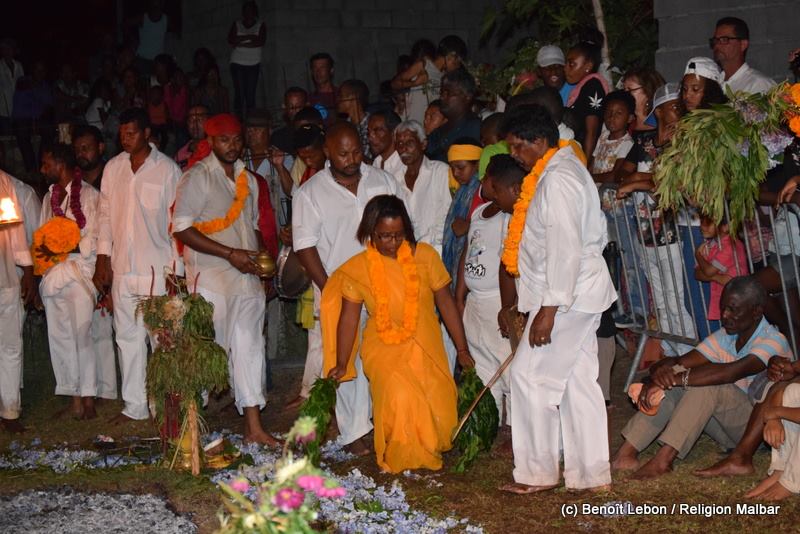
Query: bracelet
[{"left": 682, "top": 368, "right": 691, "bottom": 390}]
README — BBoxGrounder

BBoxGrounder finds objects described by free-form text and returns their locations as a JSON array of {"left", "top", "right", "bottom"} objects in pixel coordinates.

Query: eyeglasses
[
  {"left": 373, "top": 232, "right": 405, "bottom": 244},
  {"left": 709, "top": 36, "right": 744, "bottom": 47}
]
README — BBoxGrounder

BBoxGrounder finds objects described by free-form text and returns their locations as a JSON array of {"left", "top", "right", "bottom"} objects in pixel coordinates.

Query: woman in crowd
[
  {"left": 324, "top": 195, "right": 473, "bottom": 473},
  {"left": 227, "top": 0, "right": 266, "bottom": 118},
  {"left": 392, "top": 39, "right": 444, "bottom": 124},
  {"left": 564, "top": 38, "right": 609, "bottom": 158},
  {"left": 192, "top": 63, "right": 230, "bottom": 115}
]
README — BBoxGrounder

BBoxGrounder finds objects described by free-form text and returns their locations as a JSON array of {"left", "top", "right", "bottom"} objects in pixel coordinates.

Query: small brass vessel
[{"left": 253, "top": 250, "right": 277, "bottom": 279}]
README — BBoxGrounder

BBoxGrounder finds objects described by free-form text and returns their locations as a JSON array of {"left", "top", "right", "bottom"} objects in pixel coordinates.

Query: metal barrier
[{"left": 598, "top": 184, "right": 800, "bottom": 391}]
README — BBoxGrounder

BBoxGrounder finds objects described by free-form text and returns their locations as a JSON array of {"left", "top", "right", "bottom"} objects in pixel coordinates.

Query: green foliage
[
  {"left": 297, "top": 378, "right": 338, "bottom": 466},
  {"left": 452, "top": 368, "right": 499, "bottom": 473},
  {"left": 137, "top": 293, "right": 229, "bottom": 423},
  {"left": 655, "top": 84, "right": 794, "bottom": 233}
]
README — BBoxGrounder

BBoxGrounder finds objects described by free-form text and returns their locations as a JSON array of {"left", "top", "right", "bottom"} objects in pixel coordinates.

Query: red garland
[{"left": 51, "top": 175, "right": 86, "bottom": 230}]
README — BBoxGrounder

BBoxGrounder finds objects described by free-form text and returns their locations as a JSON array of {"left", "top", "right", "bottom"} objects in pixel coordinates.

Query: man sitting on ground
[{"left": 612, "top": 276, "right": 792, "bottom": 479}]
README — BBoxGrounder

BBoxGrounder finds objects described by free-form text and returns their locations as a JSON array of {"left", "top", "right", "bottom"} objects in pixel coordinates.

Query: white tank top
[
  {"left": 137, "top": 13, "right": 167, "bottom": 61},
  {"left": 230, "top": 19, "right": 263, "bottom": 66}
]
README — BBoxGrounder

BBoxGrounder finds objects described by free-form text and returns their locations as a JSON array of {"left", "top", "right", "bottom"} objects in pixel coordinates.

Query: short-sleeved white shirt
[{"left": 464, "top": 203, "right": 507, "bottom": 296}]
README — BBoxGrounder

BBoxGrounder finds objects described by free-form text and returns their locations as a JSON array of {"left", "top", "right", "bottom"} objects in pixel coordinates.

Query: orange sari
[{"left": 321, "top": 243, "right": 457, "bottom": 473}]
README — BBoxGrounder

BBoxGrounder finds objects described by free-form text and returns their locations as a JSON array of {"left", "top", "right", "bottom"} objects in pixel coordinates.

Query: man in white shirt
[
  {"left": 711, "top": 17, "right": 775, "bottom": 95},
  {"left": 0, "top": 169, "right": 34, "bottom": 433},
  {"left": 37, "top": 144, "right": 103, "bottom": 420},
  {"left": 173, "top": 113, "right": 278, "bottom": 445},
  {"left": 499, "top": 105, "right": 616, "bottom": 494},
  {"left": 369, "top": 110, "right": 405, "bottom": 178},
  {"left": 0, "top": 38, "right": 24, "bottom": 133},
  {"left": 94, "top": 108, "right": 182, "bottom": 424},
  {"left": 293, "top": 122, "right": 405, "bottom": 455},
  {"left": 393, "top": 120, "right": 451, "bottom": 255}
]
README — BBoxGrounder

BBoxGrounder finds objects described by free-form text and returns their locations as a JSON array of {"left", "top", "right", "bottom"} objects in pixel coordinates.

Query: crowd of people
[{"left": 3, "top": 10, "right": 800, "bottom": 503}]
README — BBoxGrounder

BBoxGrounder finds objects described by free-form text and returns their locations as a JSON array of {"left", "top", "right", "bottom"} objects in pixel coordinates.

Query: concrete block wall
[
  {"left": 654, "top": 0, "right": 800, "bottom": 84},
  {"left": 172, "top": 0, "right": 494, "bottom": 117}
]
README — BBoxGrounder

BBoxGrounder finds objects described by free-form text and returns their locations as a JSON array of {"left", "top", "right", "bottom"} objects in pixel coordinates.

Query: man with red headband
[{"left": 173, "top": 113, "right": 280, "bottom": 445}]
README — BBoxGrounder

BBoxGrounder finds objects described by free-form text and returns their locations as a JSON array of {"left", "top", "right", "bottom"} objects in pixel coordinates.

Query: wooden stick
[
  {"left": 189, "top": 400, "right": 200, "bottom": 476},
  {"left": 452, "top": 349, "right": 517, "bottom": 442}
]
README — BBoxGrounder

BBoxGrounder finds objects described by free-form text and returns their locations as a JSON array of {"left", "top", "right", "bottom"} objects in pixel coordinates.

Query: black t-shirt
[
  {"left": 569, "top": 78, "right": 606, "bottom": 144},
  {"left": 764, "top": 139, "right": 800, "bottom": 193}
]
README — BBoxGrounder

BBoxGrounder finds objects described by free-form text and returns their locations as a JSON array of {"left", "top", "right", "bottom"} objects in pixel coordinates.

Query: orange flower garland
[
  {"left": 501, "top": 140, "right": 568, "bottom": 276},
  {"left": 365, "top": 240, "right": 420, "bottom": 344},
  {"left": 31, "top": 216, "right": 81, "bottom": 275},
  {"left": 192, "top": 169, "right": 250, "bottom": 234},
  {"left": 789, "top": 83, "right": 800, "bottom": 137}
]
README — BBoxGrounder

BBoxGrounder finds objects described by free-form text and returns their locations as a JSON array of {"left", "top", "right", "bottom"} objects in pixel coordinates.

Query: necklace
[{"left": 365, "top": 241, "right": 420, "bottom": 345}]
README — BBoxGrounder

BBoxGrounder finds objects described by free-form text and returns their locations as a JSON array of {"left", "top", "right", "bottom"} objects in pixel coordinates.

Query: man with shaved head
[{"left": 292, "top": 121, "right": 407, "bottom": 455}]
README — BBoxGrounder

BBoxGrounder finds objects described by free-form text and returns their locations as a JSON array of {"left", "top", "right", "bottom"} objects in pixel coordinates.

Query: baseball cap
[
  {"left": 646, "top": 82, "right": 680, "bottom": 122},
  {"left": 683, "top": 56, "right": 724, "bottom": 85},
  {"left": 536, "top": 45, "right": 565, "bottom": 67}
]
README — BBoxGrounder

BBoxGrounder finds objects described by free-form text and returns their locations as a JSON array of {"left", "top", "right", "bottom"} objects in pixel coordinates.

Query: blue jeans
[
  {"left": 679, "top": 225, "right": 717, "bottom": 339},
  {"left": 230, "top": 63, "right": 260, "bottom": 118}
]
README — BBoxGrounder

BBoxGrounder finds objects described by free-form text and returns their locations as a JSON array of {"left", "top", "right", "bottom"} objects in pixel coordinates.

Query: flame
[{"left": 0, "top": 197, "right": 19, "bottom": 222}]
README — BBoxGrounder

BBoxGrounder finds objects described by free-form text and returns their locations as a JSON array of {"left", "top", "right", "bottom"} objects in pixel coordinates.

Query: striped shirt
[{"left": 696, "top": 317, "right": 792, "bottom": 393}]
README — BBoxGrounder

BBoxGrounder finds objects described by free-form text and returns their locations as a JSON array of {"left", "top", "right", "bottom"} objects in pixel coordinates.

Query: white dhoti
[
  {"left": 441, "top": 322, "right": 457, "bottom": 375},
  {"left": 92, "top": 308, "right": 117, "bottom": 399},
  {"left": 769, "top": 383, "right": 800, "bottom": 494},
  {"left": 40, "top": 261, "right": 98, "bottom": 398},
  {"left": 199, "top": 287, "right": 267, "bottom": 413},
  {"left": 464, "top": 292, "right": 511, "bottom": 422},
  {"left": 0, "top": 286, "right": 23, "bottom": 419},
  {"left": 510, "top": 308, "right": 610, "bottom": 489},
  {"left": 334, "top": 310, "right": 372, "bottom": 445},
  {"left": 301, "top": 320, "right": 324, "bottom": 398},
  {"left": 112, "top": 277, "right": 154, "bottom": 420}
]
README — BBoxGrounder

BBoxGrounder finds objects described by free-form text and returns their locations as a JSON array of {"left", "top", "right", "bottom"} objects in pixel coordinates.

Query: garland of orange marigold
[
  {"left": 31, "top": 216, "right": 81, "bottom": 275},
  {"left": 501, "top": 139, "right": 569, "bottom": 276},
  {"left": 192, "top": 169, "right": 250, "bottom": 234},
  {"left": 789, "top": 83, "right": 800, "bottom": 137},
  {"left": 366, "top": 240, "right": 420, "bottom": 344}
]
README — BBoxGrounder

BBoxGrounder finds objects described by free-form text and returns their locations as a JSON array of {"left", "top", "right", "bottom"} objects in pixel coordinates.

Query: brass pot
[{"left": 253, "top": 250, "right": 276, "bottom": 279}]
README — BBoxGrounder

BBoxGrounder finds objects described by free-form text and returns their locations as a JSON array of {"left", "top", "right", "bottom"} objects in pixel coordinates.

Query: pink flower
[
  {"left": 229, "top": 478, "right": 250, "bottom": 493},
  {"left": 316, "top": 485, "right": 346, "bottom": 499},
  {"left": 272, "top": 487, "right": 305, "bottom": 513},
  {"left": 296, "top": 475, "right": 325, "bottom": 492}
]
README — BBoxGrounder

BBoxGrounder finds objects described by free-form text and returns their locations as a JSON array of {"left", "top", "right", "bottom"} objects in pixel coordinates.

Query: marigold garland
[
  {"left": 365, "top": 240, "right": 420, "bottom": 344},
  {"left": 501, "top": 140, "right": 568, "bottom": 276},
  {"left": 192, "top": 169, "right": 250, "bottom": 234},
  {"left": 31, "top": 216, "right": 81, "bottom": 275}
]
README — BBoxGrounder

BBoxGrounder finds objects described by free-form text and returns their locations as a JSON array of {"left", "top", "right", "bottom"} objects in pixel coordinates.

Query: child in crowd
[
  {"left": 695, "top": 215, "right": 749, "bottom": 328},
  {"left": 423, "top": 99, "right": 447, "bottom": 135},
  {"left": 591, "top": 90, "right": 635, "bottom": 184},
  {"left": 564, "top": 38, "right": 609, "bottom": 158},
  {"left": 443, "top": 139, "right": 483, "bottom": 284},
  {"left": 455, "top": 154, "right": 516, "bottom": 423}
]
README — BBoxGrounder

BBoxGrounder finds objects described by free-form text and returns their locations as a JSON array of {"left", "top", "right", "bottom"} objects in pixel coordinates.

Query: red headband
[{"left": 186, "top": 114, "right": 242, "bottom": 169}]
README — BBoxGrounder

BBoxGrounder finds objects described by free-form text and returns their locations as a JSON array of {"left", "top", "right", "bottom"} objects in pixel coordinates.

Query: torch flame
[{"left": 0, "top": 197, "right": 19, "bottom": 223}]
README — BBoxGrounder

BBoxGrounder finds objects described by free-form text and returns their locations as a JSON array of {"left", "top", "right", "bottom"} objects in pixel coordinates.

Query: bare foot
[
  {"left": 494, "top": 435, "right": 514, "bottom": 457},
  {"left": 0, "top": 418, "right": 26, "bottom": 433},
  {"left": 285, "top": 395, "right": 307, "bottom": 410},
  {"left": 344, "top": 437, "right": 371, "bottom": 457},
  {"left": 51, "top": 399, "right": 83, "bottom": 420},
  {"left": 694, "top": 455, "right": 754, "bottom": 478},
  {"left": 611, "top": 449, "right": 640, "bottom": 471},
  {"left": 745, "top": 471, "right": 782, "bottom": 498},
  {"left": 243, "top": 429, "right": 282, "bottom": 447},
  {"left": 499, "top": 482, "right": 559, "bottom": 494},
  {"left": 630, "top": 458, "right": 672, "bottom": 480},
  {"left": 586, "top": 484, "right": 612, "bottom": 493},
  {"left": 82, "top": 397, "right": 97, "bottom": 420},
  {"left": 108, "top": 412, "right": 136, "bottom": 426},
  {"left": 759, "top": 480, "right": 793, "bottom": 501}
]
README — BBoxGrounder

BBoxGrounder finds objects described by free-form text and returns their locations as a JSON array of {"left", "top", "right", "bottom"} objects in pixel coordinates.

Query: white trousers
[
  {"left": 112, "top": 278, "right": 154, "bottom": 420},
  {"left": 199, "top": 288, "right": 267, "bottom": 413},
  {"left": 42, "top": 278, "right": 98, "bottom": 397},
  {"left": 335, "top": 350, "right": 373, "bottom": 445},
  {"left": 0, "top": 286, "right": 23, "bottom": 419},
  {"left": 510, "top": 308, "right": 611, "bottom": 489},
  {"left": 643, "top": 244, "right": 696, "bottom": 355},
  {"left": 770, "top": 383, "right": 800, "bottom": 494},
  {"left": 92, "top": 308, "right": 117, "bottom": 399},
  {"left": 464, "top": 292, "right": 511, "bottom": 423},
  {"left": 300, "top": 320, "right": 323, "bottom": 398}
]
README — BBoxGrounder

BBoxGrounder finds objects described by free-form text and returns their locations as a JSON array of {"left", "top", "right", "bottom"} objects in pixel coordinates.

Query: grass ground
[{"left": 2, "top": 313, "right": 798, "bottom": 533}]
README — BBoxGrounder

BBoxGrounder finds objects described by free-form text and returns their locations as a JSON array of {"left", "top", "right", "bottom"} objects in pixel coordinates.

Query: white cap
[
  {"left": 683, "top": 56, "right": 724, "bottom": 85},
  {"left": 536, "top": 45, "right": 565, "bottom": 67},
  {"left": 646, "top": 82, "right": 680, "bottom": 121}
]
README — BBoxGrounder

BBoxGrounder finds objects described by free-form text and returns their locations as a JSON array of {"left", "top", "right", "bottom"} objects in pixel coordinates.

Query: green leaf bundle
[
  {"left": 297, "top": 377, "right": 338, "bottom": 466},
  {"left": 452, "top": 368, "right": 499, "bottom": 473}
]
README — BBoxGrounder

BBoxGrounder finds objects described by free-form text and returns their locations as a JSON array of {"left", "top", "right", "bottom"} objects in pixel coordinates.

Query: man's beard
[
  {"left": 76, "top": 157, "right": 100, "bottom": 171},
  {"left": 214, "top": 150, "right": 240, "bottom": 165}
]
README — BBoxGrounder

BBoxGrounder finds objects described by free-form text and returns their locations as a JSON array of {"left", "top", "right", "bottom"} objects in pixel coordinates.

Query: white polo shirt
[{"left": 723, "top": 62, "right": 775, "bottom": 95}]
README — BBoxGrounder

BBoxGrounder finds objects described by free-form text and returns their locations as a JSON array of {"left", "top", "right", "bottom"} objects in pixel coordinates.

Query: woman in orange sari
[{"left": 323, "top": 195, "right": 475, "bottom": 473}]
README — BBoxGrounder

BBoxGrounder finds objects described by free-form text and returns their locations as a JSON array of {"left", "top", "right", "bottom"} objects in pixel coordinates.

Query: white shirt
[
  {"left": 0, "top": 59, "right": 23, "bottom": 117},
  {"left": 11, "top": 175, "right": 41, "bottom": 248},
  {"left": 372, "top": 150, "right": 406, "bottom": 179},
  {"left": 0, "top": 171, "right": 32, "bottom": 288},
  {"left": 723, "top": 62, "right": 775, "bottom": 95},
  {"left": 246, "top": 150, "right": 293, "bottom": 227},
  {"left": 229, "top": 19, "right": 264, "bottom": 66},
  {"left": 517, "top": 146, "right": 616, "bottom": 314},
  {"left": 137, "top": 12, "right": 168, "bottom": 61},
  {"left": 386, "top": 156, "right": 451, "bottom": 255},
  {"left": 97, "top": 144, "right": 182, "bottom": 295},
  {"left": 464, "top": 203, "right": 507, "bottom": 297},
  {"left": 85, "top": 97, "right": 110, "bottom": 129},
  {"left": 558, "top": 122, "right": 575, "bottom": 141},
  {"left": 174, "top": 154, "right": 262, "bottom": 296},
  {"left": 591, "top": 128, "right": 633, "bottom": 174},
  {"left": 292, "top": 162, "right": 405, "bottom": 274}
]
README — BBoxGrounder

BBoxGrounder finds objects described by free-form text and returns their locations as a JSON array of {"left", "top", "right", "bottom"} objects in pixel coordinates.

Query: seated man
[{"left": 612, "top": 276, "right": 792, "bottom": 479}]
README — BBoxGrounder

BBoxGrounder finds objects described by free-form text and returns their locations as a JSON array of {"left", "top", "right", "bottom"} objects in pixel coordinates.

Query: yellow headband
[{"left": 448, "top": 144, "right": 482, "bottom": 162}]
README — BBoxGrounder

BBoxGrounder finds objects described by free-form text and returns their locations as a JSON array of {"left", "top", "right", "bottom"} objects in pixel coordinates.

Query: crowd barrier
[{"left": 597, "top": 184, "right": 800, "bottom": 391}]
